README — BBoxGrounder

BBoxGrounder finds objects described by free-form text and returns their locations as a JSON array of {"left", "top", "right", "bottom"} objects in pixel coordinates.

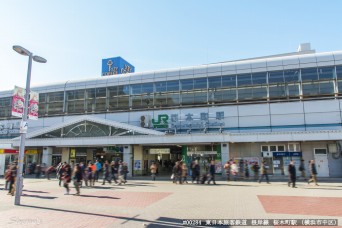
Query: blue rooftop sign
[{"left": 102, "top": 57, "right": 135, "bottom": 76}]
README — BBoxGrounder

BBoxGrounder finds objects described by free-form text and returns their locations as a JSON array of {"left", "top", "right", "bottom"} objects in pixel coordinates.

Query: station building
[{"left": 0, "top": 43, "right": 342, "bottom": 177}]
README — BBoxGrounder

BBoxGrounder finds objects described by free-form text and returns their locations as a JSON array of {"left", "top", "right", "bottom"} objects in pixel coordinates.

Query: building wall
[
  {"left": 133, "top": 145, "right": 143, "bottom": 175},
  {"left": 61, "top": 148, "right": 69, "bottom": 163}
]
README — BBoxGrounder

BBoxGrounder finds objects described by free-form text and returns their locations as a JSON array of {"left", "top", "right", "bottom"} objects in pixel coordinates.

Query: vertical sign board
[
  {"left": 28, "top": 91, "right": 39, "bottom": 120},
  {"left": 12, "top": 86, "right": 39, "bottom": 120},
  {"left": 12, "top": 86, "right": 25, "bottom": 118},
  {"left": 102, "top": 57, "right": 135, "bottom": 76}
]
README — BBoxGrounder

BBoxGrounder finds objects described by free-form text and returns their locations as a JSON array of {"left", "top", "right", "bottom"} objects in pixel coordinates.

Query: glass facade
[{"left": 0, "top": 65, "right": 340, "bottom": 119}]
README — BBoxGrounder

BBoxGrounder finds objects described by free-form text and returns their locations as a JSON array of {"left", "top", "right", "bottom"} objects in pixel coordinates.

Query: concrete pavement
[{"left": 0, "top": 177, "right": 341, "bottom": 228}]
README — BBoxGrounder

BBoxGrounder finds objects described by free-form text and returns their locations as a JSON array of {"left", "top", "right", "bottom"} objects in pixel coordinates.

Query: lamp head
[
  {"left": 33, "top": 55, "right": 47, "bottom": 63},
  {"left": 13, "top": 45, "right": 31, "bottom": 56}
]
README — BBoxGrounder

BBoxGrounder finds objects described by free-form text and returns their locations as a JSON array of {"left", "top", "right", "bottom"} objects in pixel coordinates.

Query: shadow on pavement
[
  {"left": 19, "top": 205, "right": 194, "bottom": 227},
  {"left": 90, "top": 186, "right": 124, "bottom": 190},
  {"left": 301, "top": 187, "right": 342, "bottom": 190},
  {"left": 22, "top": 194, "right": 57, "bottom": 200},
  {"left": 23, "top": 190, "right": 50, "bottom": 194},
  {"left": 78, "top": 194, "right": 120, "bottom": 199}
]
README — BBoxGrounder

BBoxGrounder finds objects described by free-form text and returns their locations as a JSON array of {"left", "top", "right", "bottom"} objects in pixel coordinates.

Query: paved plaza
[{"left": 0, "top": 177, "right": 341, "bottom": 228}]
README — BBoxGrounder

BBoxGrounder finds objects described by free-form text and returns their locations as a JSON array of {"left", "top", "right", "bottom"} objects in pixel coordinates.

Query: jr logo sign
[{"left": 152, "top": 114, "right": 169, "bottom": 128}]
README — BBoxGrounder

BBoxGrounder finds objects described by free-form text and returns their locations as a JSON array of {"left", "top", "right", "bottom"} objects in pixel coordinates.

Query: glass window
[
  {"left": 66, "top": 91, "right": 75, "bottom": 100},
  {"left": 155, "top": 93, "right": 167, "bottom": 107},
  {"left": 118, "top": 85, "right": 129, "bottom": 95},
  {"left": 288, "top": 84, "right": 300, "bottom": 97},
  {"left": 193, "top": 91, "right": 207, "bottom": 104},
  {"left": 141, "top": 83, "right": 154, "bottom": 94},
  {"left": 302, "top": 82, "right": 334, "bottom": 96},
  {"left": 39, "top": 94, "right": 47, "bottom": 103},
  {"left": 167, "top": 94, "right": 180, "bottom": 106},
  {"left": 75, "top": 90, "right": 85, "bottom": 99},
  {"left": 167, "top": 80, "right": 179, "bottom": 92},
  {"left": 269, "top": 85, "right": 286, "bottom": 98},
  {"left": 252, "top": 72, "right": 267, "bottom": 85},
  {"left": 238, "top": 88, "right": 253, "bottom": 100},
  {"left": 220, "top": 88, "right": 237, "bottom": 101},
  {"left": 131, "top": 84, "right": 141, "bottom": 95},
  {"left": 284, "top": 69, "right": 299, "bottom": 82},
  {"left": 96, "top": 88, "right": 106, "bottom": 98},
  {"left": 181, "top": 79, "right": 193, "bottom": 90},
  {"left": 222, "top": 75, "right": 236, "bottom": 87},
  {"left": 108, "top": 87, "right": 118, "bottom": 97},
  {"left": 194, "top": 78, "right": 207, "bottom": 89},
  {"left": 155, "top": 81, "right": 166, "bottom": 92},
  {"left": 208, "top": 76, "right": 221, "bottom": 89},
  {"left": 86, "top": 89, "right": 96, "bottom": 99},
  {"left": 252, "top": 87, "right": 268, "bottom": 99},
  {"left": 181, "top": 91, "right": 194, "bottom": 105},
  {"left": 268, "top": 71, "right": 284, "bottom": 84},
  {"left": 261, "top": 146, "right": 269, "bottom": 152},
  {"left": 318, "top": 66, "right": 335, "bottom": 80},
  {"left": 337, "top": 66, "right": 342, "bottom": 79},
  {"left": 270, "top": 146, "right": 277, "bottom": 151},
  {"left": 301, "top": 68, "right": 318, "bottom": 81},
  {"left": 277, "top": 145, "right": 285, "bottom": 151},
  {"left": 237, "top": 74, "right": 252, "bottom": 86},
  {"left": 48, "top": 92, "right": 64, "bottom": 102}
]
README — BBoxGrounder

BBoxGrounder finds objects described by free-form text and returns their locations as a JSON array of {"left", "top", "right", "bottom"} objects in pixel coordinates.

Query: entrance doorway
[{"left": 314, "top": 148, "right": 329, "bottom": 177}]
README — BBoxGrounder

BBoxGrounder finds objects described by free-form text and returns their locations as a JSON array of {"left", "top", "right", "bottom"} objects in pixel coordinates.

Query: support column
[
  {"left": 221, "top": 143, "right": 229, "bottom": 178},
  {"left": 123, "top": 145, "right": 133, "bottom": 177},
  {"left": 42, "top": 147, "right": 53, "bottom": 167}
]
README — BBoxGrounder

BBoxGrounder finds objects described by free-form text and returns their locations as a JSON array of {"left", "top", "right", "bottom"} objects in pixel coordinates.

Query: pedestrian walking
[
  {"left": 122, "top": 162, "right": 129, "bottom": 182},
  {"left": 62, "top": 164, "right": 71, "bottom": 195},
  {"left": 258, "top": 161, "right": 270, "bottom": 184},
  {"left": 224, "top": 160, "right": 231, "bottom": 181},
  {"left": 181, "top": 163, "right": 188, "bottom": 184},
  {"left": 172, "top": 161, "right": 181, "bottom": 184},
  {"left": 4, "top": 165, "right": 11, "bottom": 190},
  {"left": 150, "top": 162, "right": 157, "bottom": 181},
  {"left": 245, "top": 160, "right": 250, "bottom": 179},
  {"left": 298, "top": 159, "right": 307, "bottom": 181},
  {"left": 308, "top": 160, "right": 319, "bottom": 186},
  {"left": 231, "top": 162, "right": 238, "bottom": 181},
  {"left": 252, "top": 162, "right": 260, "bottom": 181},
  {"left": 110, "top": 161, "right": 119, "bottom": 184},
  {"left": 46, "top": 165, "right": 54, "bottom": 180},
  {"left": 207, "top": 160, "right": 216, "bottom": 185},
  {"left": 288, "top": 160, "right": 297, "bottom": 188},
  {"left": 191, "top": 160, "right": 200, "bottom": 184},
  {"left": 117, "top": 161, "right": 126, "bottom": 185},
  {"left": 102, "top": 161, "right": 111, "bottom": 185},
  {"left": 34, "top": 164, "right": 41, "bottom": 178},
  {"left": 7, "top": 163, "right": 17, "bottom": 196},
  {"left": 95, "top": 160, "right": 102, "bottom": 182},
  {"left": 73, "top": 164, "right": 83, "bottom": 196}
]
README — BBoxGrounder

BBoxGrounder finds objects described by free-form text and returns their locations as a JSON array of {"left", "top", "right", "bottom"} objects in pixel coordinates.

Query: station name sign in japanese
[{"left": 101, "top": 57, "right": 135, "bottom": 76}]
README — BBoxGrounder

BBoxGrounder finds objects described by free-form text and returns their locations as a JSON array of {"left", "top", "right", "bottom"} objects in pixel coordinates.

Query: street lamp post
[{"left": 13, "top": 45, "right": 46, "bottom": 205}]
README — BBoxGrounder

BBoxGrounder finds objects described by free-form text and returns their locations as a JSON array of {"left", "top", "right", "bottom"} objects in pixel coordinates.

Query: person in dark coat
[
  {"left": 288, "top": 160, "right": 297, "bottom": 188},
  {"left": 207, "top": 160, "right": 217, "bottom": 185},
  {"left": 308, "top": 160, "right": 319, "bottom": 186},
  {"left": 102, "top": 161, "right": 111, "bottom": 185},
  {"left": 191, "top": 160, "right": 200, "bottom": 184},
  {"left": 258, "top": 161, "right": 270, "bottom": 184},
  {"left": 73, "top": 164, "right": 83, "bottom": 195},
  {"left": 62, "top": 164, "right": 71, "bottom": 195}
]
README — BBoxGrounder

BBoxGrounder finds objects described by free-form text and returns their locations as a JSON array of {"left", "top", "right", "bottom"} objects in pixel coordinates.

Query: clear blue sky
[{"left": 1, "top": 0, "right": 342, "bottom": 91}]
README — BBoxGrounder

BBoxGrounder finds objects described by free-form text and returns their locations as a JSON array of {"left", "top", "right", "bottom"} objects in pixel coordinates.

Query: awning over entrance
[{"left": 23, "top": 115, "right": 166, "bottom": 139}]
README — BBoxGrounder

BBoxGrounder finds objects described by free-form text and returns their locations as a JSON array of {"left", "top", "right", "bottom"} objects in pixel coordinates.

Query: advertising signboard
[
  {"left": 28, "top": 91, "right": 39, "bottom": 120},
  {"left": 102, "top": 57, "right": 135, "bottom": 76},
  {"left": 12, "top": 86, "right": 25, "bottom": 118}
]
